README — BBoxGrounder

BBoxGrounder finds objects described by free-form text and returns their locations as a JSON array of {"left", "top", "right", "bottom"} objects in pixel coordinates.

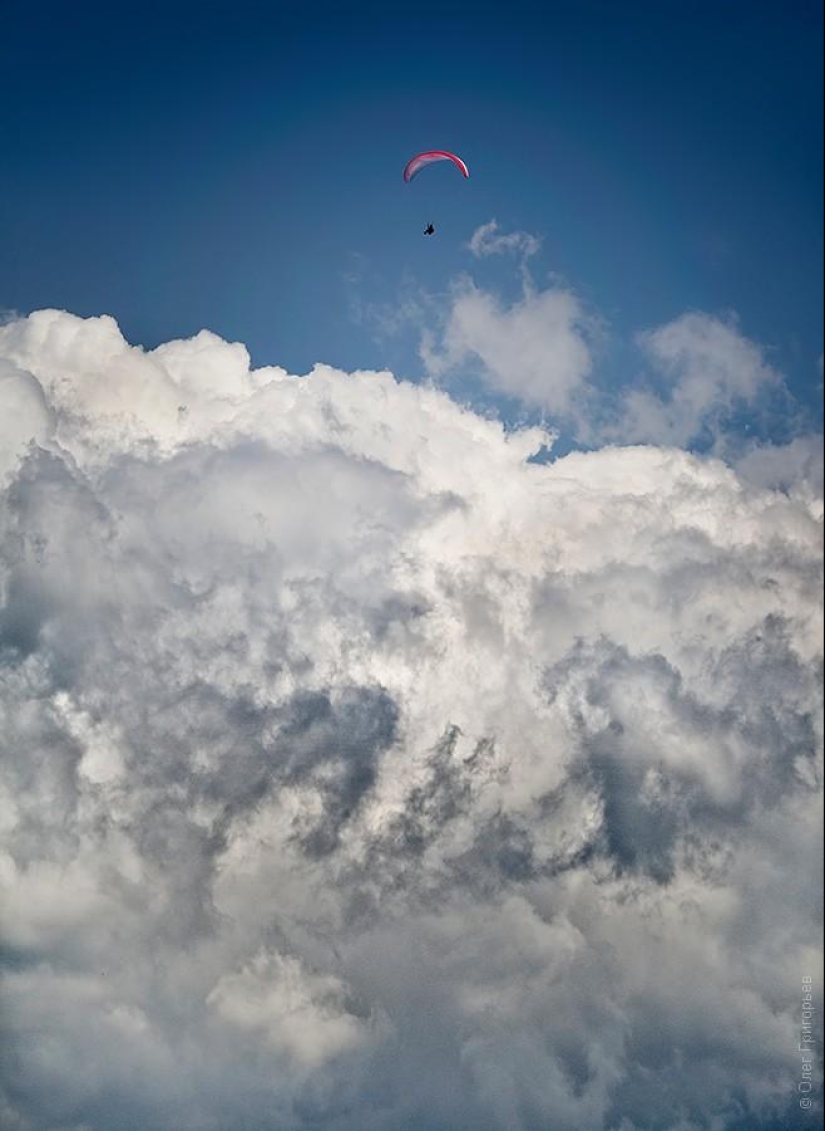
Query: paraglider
[
  {"left": 403, "top": 151, "right": 470, "bottom": 182},
  {"left": 404, "top": 151, "right": 469, "bottom": 235}
]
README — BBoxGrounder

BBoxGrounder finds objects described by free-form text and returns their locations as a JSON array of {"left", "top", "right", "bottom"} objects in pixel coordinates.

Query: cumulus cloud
[
  {"left": 206, "top": 949, "right": 381, "bottom": 1069},
  {"left": 735, "top": 434, "right": 824, "bottom": 503},
  {"left": 593, "top": 311, "right": 787, "bottom": 449},
  {"left": 0, "top": 310, "right": 822, "bottom": 1130},
  {"left": 374, "top": 236, "right": 795, "bottom": 459},
  {"left": 0, "top": 361, "right": 54, "bottom": 479},
  {"left": 349, "top": 228, "right": 815, "bottom": 472},
  {"left": 422, "top": 276, "right": 596, "bottom": 414}
]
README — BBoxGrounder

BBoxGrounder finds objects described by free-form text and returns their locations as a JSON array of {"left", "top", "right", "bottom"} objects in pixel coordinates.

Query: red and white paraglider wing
[{"left": 403, "top": 150, "right": 470, "bottom": 182}]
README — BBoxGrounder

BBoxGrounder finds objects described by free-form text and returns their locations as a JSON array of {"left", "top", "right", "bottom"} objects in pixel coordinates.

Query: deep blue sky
[{"left": 1, "top": 0, "right": 822, "bottom": 424}]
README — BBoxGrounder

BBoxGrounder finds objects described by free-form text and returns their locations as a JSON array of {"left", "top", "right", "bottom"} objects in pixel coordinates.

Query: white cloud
[
  {"left": 467, "top": 219, "right": 541, "bottom": 261},
  {"left": 0, "top": 359, "right": 54, "bottom": 479},
  {"left": 207, "top": 950, "right": 379, "bottom": 1069},
  {"left": 422, "top": 276, "right": 595, "bottom": 413},
  {"left": 595, "top": 311, "right": 786, "bottom": 448},
  {"left": 638, "top": 310, "right": 780, "bottom": 403},
  {"left": 349, "top": 258, "right": 812, "bottom": 464},
  {"left": 734, "top": 434, "right": 824, "bottom": 507},
  {"left": 0, "top": 310, "right": 821, "bottom": 1130}
]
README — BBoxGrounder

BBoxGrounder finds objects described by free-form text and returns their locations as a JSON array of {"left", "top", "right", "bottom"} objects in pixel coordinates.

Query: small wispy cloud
[{"left": 467, "top": 219, "right": 541, "bottom": 261}]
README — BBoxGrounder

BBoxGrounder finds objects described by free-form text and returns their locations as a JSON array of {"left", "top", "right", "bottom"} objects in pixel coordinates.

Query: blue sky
[{"left": 2, "top": 0, "right": 822, "bottom": 435}]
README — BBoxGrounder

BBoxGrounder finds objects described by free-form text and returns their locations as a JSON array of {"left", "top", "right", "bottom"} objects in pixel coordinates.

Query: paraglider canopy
[{"left": 403, "top": 150, "right": 470, "bottom": 182}]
